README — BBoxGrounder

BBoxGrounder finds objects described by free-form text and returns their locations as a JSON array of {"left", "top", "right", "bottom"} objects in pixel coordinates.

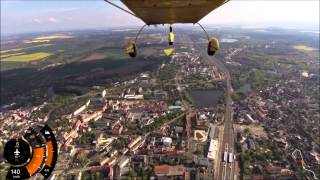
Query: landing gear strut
[{"left": 126, "top": 23, "right": 219, "bottom": 58}]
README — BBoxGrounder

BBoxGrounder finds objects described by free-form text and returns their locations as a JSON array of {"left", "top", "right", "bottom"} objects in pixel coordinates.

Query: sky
[{"left": 1, "top": 0, "right": 319, "bottom": 35}]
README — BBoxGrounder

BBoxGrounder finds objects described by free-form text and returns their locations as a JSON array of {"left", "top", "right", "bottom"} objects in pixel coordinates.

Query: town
[{"left": 0, "top": 27, "right": 319, "bottom": 180}]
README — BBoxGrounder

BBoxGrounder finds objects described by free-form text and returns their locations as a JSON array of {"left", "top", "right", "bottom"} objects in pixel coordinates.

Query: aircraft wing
[{"left": 120, "top": 0, "right": 228, "bottom": 25}]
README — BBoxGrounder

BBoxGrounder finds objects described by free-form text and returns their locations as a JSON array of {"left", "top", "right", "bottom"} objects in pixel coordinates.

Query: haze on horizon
[{"left": 1, "top": 0, "right": 319, "bottom": 35}]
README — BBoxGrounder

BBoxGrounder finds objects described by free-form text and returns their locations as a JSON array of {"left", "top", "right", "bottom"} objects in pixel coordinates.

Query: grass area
[
  {"left": 238, "top": 139, "right": 284, "bottom": 177},
  {"left": 1, "top": 52, "right": 53, "bottom": 62},
  {"left": 238, "top": 68, "right": 278, "bottom": 90},
  {"left": 104, "top": 48, "right": 127, "bottom": 60},
  {"left": 195, "top": 132, "right": 204, "bottom": 139},
  {"left": 172, "top": 114, "right": 185, "bottom": 126},
  {"left": 238, "top": 125, "right": 267, "bottom": 138},
  {"left": 26, "top": 44, "right": 53, "bottom": 49},
  {"left": 127, "top": 112, "right": 183, "bottom": 135},
  {"left": 159, "top": 64, "right": 177, "bottom": 81},
  {"left": 112, "top": 137, "right": 128, "bottom": 149},
  {"left": 292, "top": 45, "right": 317, "bottom": 51},
  {"left": 0, "top": 61, "right": 26, "bottom": 71},
  {"left": 195, "top": 144, "right": 205, "bottom": 156}
]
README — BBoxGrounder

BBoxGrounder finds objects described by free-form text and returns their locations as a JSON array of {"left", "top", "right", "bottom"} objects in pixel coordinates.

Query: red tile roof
[
  {"left": 154, "top": 165, "right": 169, "bottom": 175},
  {"left": 251, "top": 175, "right": 264, "bottom": 180}
]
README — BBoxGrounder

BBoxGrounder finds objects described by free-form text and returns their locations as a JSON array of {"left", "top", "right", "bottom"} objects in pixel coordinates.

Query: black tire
[
  {"left": 128, "top": 45, "right": 137, "bottom": 58},
  {"left": 207, "top": 43, "right": 216, "bottom": 56}
]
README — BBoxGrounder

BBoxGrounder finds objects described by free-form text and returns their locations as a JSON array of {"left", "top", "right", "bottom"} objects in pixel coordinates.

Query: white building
[
  {"left": 161, "top": 137, "right": 172, "bottom": 146},
  {"left": 102, "top": 89, "right": 107, "bottom": 98},
  {"left": 118, "top": 157, "right": 130, "bottom": 168},
  {"left": 73, "top": 105, "right": 86, "bottom": 116},
  {"left": 86, "top": 100, "right": 91, "bottom": 107},
  {"left": 207, "top": 139, "right": 218, "bottom": 160},
  {"left": 124, "top": 94, "right": 144, "bottom": 100},
  {"left": 128, "top": 136, "right": 142, "bottom": 149}
]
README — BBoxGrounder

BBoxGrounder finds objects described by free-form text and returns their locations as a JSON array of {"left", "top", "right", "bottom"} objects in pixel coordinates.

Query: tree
[{"left": 244, "top": 128, "right": 250, "bottom": 134}]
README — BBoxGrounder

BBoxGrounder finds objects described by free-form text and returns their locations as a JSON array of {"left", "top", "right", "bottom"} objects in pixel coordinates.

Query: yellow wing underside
[{"left": 120, "top": 0, "right": 228, "bottom": 25}]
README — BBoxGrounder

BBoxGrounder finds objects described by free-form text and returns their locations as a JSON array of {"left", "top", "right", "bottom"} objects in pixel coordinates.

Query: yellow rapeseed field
[
  {"left": 34, "top": 35, "right": 74, "bottom": 40},
  {"left": 24, "top": 39, "right": 51, "bottom": 43},
  {"left": 292, "top": 45, "right": 317, "bottom": 51}
]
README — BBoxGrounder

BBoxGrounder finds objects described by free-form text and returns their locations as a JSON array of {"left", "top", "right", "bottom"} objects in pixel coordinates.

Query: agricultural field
[
  {"left": 292, "top": 45, "right": 317, "bottom": 51},
  {"left": 22, "top": 35, "right": 74, "bottom": 43},
  {"left": 33, "top": 34, "right": 74, "bottom": 40},
  {"left": 1, "top": 48, "right": 24, "bottom": 54},
  {"left": 1, "top": 44, "right": 53, "bottom": 54},
  {"left": 1, "top": 52, "right": 25, "bottom": 59},
  {"left": 24, "top": 39, "right": 51, "bottom": 43},
  {"left": 81, "top": 53, "right": 106, "bottom": 61},
  {"left": 1, "top": 52, "right": 52, "bottom": 62},
  {"left": 1, "top": 35, "right": 78, "bottom": 70},
  {"left": 0, "top": 29, "right": 167, "bottom": 106}
]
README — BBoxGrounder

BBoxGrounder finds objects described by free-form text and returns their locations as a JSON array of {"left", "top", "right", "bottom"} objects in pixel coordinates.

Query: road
[
  {"left": 174, "top": 64, "right": 193, "bottom": 153},
  {"left": 204, "top": 54, "right": 236, "bottom": 180}
]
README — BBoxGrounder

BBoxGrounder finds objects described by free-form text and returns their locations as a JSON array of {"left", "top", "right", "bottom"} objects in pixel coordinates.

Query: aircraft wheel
[
  {"left": 128, "top": 46, "right": 136, "bottom": 58},
  {"left": 207, "top": 37, "right": 219, "bottom": 56},
  {"left": 207, "top": 43, "right": 216, "bottom": 56},
  {"left": 127, "top": 41, "right": 137, "bottom": 58}
]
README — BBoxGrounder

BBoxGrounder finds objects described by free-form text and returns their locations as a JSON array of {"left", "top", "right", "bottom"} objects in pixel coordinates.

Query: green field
[
  {"left": 0, "top": 61, "right": 25, "bottom": 71},
  {"left": 1, "top": 44, "right": 53, "bottom": 54},
  {"left": 1, "top": 48, "right": 23, "bottom": 54},
  {"left": 1, "top": 52, "right": 53, "bottom": 62}
]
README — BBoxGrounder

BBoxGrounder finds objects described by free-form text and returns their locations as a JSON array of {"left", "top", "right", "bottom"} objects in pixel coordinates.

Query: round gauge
[
  {"left": 40, "top": 125, "right": 58, "bottom": 178},
  {"left": 4, "top": 138, "right": 31, "bottom": 166},
  {"left": 4, "top": 125, "right": 58, "bottom": 179},
  {"left": 23, "top": 127, "right": 47, "bottom": 176}
]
